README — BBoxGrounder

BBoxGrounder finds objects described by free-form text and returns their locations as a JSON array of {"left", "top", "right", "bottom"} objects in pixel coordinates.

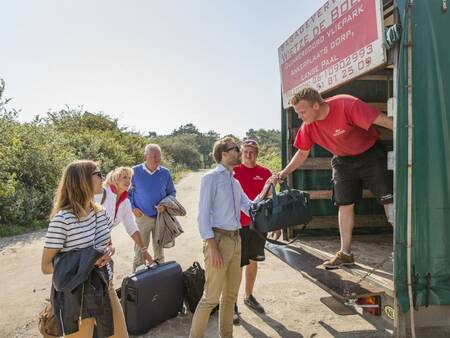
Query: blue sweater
[{"left": 129, "top": 164, "right": 176, "bottom": 218}]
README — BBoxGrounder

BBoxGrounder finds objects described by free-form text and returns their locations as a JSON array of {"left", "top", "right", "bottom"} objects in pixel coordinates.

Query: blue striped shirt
[
  {"left": 197, "top": 164, "right": 253, "bottom": 240},
  {"left": 45, "top": 209, "right": 112, "bottom": 252}
]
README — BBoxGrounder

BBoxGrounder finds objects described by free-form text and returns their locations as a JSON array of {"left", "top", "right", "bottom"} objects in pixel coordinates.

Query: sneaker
[
  {"left": 244, "top": 294, "right": 265, "bottom": 314},
  {"left": 233, "top": 303, "right": 240, "bottom": 325},
  {"left": 323, "top": 251, "right": 355, "bottom": 269}
]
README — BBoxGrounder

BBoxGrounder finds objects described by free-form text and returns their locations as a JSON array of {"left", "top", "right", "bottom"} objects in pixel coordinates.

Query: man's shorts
[
  {"left": 331, "top": 142, "right": 393, "bottom": 206},
  {"left": 239, "top": 227, "right": 266, "bottom": 267}
]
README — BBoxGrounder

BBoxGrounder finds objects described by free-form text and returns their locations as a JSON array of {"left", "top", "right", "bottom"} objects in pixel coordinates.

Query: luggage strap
[{"left": 252, "top": 224, "right": 306, "bottom": 246}]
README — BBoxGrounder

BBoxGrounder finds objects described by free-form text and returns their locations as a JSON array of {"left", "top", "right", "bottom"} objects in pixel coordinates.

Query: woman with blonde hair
[
  {"left": 97, "top": 166, "right": 154, "bottom": 267},
  {"left": 41, "top": 160, "right": 128, "bottom": 337}
]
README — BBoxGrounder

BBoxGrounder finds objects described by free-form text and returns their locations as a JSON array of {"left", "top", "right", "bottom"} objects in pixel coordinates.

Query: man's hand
[
  {"left": 207, "top": 238, "right": 223, "bottom": 269},
  {"left": 142, "top": 249, "right": 154, "bottom": 266},
  {"left": 133, "top": 208, "right": 144, "bottom": 218},
  {"left": 156, "top": 205, "right": 166, "bottom": 213},
  {"left": 259, "top": 177, "right": 274, "bottom": 199},
  {"left": 274, "top": 171, "right": 287, "bottom": 184},
  {"left": 270, "top": 230, "right": 281, "bottom": 241}
]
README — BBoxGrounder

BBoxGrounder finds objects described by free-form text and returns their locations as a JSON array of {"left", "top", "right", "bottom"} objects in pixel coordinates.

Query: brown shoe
[{"left": 323, "top": 251, "right": 355, "bottom": 269}]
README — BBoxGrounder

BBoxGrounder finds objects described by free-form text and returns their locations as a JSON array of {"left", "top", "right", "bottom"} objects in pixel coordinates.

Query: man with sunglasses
[
  {"left": 232, "top": 139, "right": 280, "bottom": 323},
  {"left": 190, "top": 137, "right": 273, "bottom": 338}
]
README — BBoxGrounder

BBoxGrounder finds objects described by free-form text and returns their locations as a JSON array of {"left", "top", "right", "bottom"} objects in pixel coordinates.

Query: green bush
[{"left": 0, "top": 80, "right": 281, "bottom": 236}]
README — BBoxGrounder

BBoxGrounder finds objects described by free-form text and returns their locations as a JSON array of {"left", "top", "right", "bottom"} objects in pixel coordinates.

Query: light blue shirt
[{"left": 198, "top": 164, "right": 253, "bottom": 240}]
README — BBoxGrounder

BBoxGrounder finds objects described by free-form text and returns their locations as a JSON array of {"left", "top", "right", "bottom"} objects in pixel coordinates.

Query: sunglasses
[
  {"left": 243, "top": 139, "right": 258, "bottom": 146},
  {"left": 225, "top": 146, "right": 240, "bottom": 153},
  {"left": 92, "top": 171, "right": 104, "bottom": 179}
]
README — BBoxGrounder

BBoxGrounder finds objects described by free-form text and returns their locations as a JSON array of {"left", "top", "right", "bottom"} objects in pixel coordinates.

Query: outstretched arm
[
  {"left": 277, "top": 148, "right": 310, "bottom": 180},
  {"left": 373, "top": 113, "right": 393, "bottom": 130}
]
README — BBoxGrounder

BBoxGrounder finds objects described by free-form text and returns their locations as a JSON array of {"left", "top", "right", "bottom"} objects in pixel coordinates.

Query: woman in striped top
[{"left": 41, "top": 160, "right": 128, "bottom": 338}]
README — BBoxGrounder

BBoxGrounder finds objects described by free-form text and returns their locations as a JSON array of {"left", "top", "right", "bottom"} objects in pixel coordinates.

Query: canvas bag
[
  {"left": 38, "top": 301, "right": 58, "bottom": 338},
  {"left": 250, "top": 183, "right": 312, "bottom": 233}
]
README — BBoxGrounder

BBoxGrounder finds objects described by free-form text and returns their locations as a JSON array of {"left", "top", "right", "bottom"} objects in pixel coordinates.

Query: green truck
[{"left": 271, "top": 0, "right": 450, "bottom": 336}]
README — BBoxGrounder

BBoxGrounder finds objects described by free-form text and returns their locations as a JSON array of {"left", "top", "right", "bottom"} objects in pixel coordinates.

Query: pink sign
[{"left": 279, "top": 0, "right": 386, "bottom": 108}]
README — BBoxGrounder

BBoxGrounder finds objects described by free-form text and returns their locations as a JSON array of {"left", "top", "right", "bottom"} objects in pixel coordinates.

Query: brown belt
[{"left": 212, "top": 227, "right": 240, "bottom": 237}]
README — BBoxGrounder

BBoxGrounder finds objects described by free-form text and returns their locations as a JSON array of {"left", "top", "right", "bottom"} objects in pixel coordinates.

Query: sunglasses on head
[
  {"left": 225, "top": 146, "right": 240, "bottom": 153},
  {"left": 92, "top": 171, "right": 104, "bottom": 179},
  {"left": 243, "top": 139, "right": 258, "bottom": 146}
]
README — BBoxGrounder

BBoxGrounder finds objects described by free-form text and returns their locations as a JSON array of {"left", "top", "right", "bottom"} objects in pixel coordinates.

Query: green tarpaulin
[{"left": 395, "top": 0, "right": 450, "bottom": 312}]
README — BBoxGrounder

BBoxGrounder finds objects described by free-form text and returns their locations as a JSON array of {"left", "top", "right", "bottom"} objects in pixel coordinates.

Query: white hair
[{"left": 144, "top": 143, "right": 161, "bottom": 155}]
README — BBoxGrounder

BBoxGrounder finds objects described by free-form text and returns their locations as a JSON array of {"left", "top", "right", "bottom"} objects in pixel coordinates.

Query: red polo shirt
[
  {"left": 234, "top": 164, "right": 272, "bottom": 227},
  {"left": 294, "top": 94, "right": 380, "bottom": 157}
]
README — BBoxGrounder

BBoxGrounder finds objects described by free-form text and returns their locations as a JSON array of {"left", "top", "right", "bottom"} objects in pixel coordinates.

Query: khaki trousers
[
  {"left": 133, "top": 214, "right": 165, "bottom": 271},
  {"left": 189, "top": 230, "right": 242, "bottom": 338},
  {"left": 65, "top": 284, "right": 128, "bottom": 338}
]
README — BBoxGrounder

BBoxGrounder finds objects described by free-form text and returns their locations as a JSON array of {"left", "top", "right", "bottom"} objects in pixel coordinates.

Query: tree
[
  {"left": 171, "top": 123, "right": 199, "bottom": 136},
  {"left": 160, "top": 134, "right": 202, "bottom": 170},
  {"left": 245, "top": 128, "right": 281, "bottom": 147}
]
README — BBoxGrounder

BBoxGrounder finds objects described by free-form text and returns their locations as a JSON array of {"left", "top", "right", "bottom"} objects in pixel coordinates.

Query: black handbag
[
  {"left": 182, "top": 261, "right": 205, "bottom": 313},
  {"left": 250, "top": 183, "right": 312, "bottom": 233}
]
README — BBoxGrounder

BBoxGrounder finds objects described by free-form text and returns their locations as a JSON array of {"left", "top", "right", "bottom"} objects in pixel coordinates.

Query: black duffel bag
[
  {"left": 250, "top": 183, "right": 312, "bottom": 233},
  {"left": 182, "top": 262, "right": 220, "bottom": 314},
  {"left": 182, "top": 261, "right": 205, "bottom": 313}
]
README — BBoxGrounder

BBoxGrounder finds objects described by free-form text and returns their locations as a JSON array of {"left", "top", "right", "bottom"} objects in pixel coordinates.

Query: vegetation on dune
[{"left": 0, "top": 80, "right": 281, "bottom": 236}]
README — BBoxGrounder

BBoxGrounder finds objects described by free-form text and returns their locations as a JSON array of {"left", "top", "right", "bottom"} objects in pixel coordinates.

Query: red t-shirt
[
  {"left": 294, "top": 94, "right": 380, "bottom": 156},
  {"left": 234, "top": 164, "right": 272, "bottom": 227}
]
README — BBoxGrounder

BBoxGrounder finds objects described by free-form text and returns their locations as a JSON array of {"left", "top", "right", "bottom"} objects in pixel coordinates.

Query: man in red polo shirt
[
  {"left": 233, "top": 139, "right": 280, "bottom": 323},
  {"left": 276, "top": 87, "right": 393, "bottom": 269}
]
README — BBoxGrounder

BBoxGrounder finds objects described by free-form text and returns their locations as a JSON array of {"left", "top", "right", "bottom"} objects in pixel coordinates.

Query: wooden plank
[
  {"left": 302, "top": 157, "right": 331, "bottom": 170},
  {"left": 293, "top": 215, "right": 390, "bottom": 230},
  {"left": 357, "top": 74, "right": 393, "bottom": 81},
  {"left": 368, "top": 102, "right": 387, "bottom": 112},
  {"left": 308, "top": 190, "right": 375, "bottom": 200},
  {"left": 284, "top": 241, "right": 394, "bottom": 297},
  {"left": 265, "top": 243, "right": 387, "bottom": 300},
  {"left": 376, "top": 126, "right": 393, "bottom": 141},
  {"left": 288, "top": 127, "right": 298, "bottom": 143}
]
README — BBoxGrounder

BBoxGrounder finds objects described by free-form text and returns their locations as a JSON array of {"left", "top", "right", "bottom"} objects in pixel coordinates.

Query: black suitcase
[{"left": 120, "top": 261, "right": 184, "bottom": 335}]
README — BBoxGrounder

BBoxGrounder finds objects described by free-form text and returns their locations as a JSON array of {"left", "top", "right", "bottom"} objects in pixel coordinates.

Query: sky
[{"left": 2, "top": 1, "right": 320, "bottom": 137}]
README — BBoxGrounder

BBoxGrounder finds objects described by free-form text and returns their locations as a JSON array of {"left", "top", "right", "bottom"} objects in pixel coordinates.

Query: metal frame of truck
[{"left": 274, "top": 1, "right": 450, "bottom": 337}]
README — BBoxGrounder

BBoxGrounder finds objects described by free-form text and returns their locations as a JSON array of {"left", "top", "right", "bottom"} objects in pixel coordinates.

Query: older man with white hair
[{"left": 129, "top": 143, "right": 176, "bottom": 271}]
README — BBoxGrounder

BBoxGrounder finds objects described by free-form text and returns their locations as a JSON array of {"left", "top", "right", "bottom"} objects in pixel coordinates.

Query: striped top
[{"left": 45, "top": 208, "right": 112, "bottom": 252}]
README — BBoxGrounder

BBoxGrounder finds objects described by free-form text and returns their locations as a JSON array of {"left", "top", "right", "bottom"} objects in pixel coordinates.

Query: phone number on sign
[{"left": 311, "top": 44, "right": 374, "bottom": 90}]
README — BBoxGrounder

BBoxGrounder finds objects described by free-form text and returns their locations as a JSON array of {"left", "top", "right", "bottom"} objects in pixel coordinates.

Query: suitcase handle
[{"left": 133, "top": 260, "right": 162, "bottom": 276}]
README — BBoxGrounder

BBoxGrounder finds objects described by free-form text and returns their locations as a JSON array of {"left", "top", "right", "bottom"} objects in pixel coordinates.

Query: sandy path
[{"left": 0, "top": 171, "right": 389, "bottom": 338}]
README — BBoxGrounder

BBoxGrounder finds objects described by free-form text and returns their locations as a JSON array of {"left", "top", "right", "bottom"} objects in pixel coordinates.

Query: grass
[
  {"left": 0, "top": 220, "right": 48, "bottom": 238},
  {"left": 172, "top": 169, "right": 191, "bottom": 183}
]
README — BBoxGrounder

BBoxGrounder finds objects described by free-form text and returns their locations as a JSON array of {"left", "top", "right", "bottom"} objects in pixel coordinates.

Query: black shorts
[
  {"left": 239, "top": 227, "right": 266, "bottom": 267},
  {"left": 331, "top": 142, "right": 393, "bottom": 206}
]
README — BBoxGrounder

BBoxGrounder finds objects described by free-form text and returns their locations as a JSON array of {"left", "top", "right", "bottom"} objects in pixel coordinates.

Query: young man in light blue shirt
[{"left": 190, "top": 137, "right": 272, "bottom": 338}]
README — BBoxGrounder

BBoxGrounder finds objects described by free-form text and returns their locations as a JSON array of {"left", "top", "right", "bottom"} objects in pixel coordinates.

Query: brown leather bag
[{"left": 38, "top": 302, "right": 59, "bottom": 338}]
